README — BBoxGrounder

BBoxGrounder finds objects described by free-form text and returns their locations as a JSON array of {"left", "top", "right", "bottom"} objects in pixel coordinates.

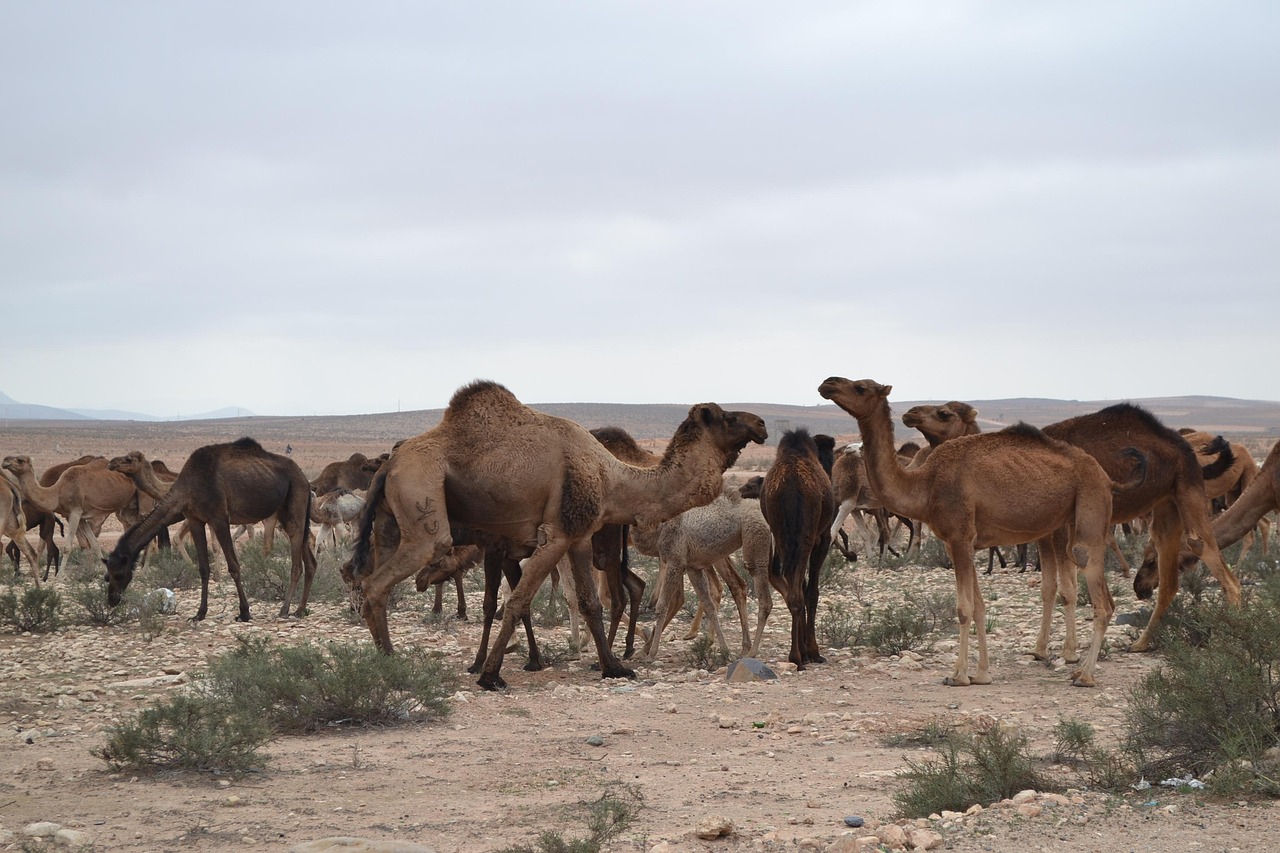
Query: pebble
[
  {"left": 586, "top": 735, "right": 605, "bottom": 747},
  {"left": 843, "top": 815, "right": 865, "bottom": 828}
]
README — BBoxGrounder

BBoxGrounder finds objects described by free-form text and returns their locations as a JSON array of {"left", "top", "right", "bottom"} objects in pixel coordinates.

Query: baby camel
[{"left": 819, "top": 377, "right": 1141, "bottom": 687}]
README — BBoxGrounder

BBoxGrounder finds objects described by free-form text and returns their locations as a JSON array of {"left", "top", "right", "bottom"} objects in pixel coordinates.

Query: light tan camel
[
  {"left": 348, "top": 380, "right": 766, "bottom": 690},
  {"left": 104, "top": 438, "right": 317, "bottom": 622},
  {"left": 4, "top": 455, "right": 90, "bottom": 579},
  {"left": 819, "top": 377, "right": 1130, "bottom": 687},
  {"left": 1042, "top": 405, "right": 1242, "bottom": 651},
  {"left": 1134, "top": 437, "right": 1280, "bottom": 589},
  {"left": 632, "top": 481, "right": 773, "bottom": 663},
  {"left": 1, "top": 471, "right": 41, "bottom": 583},
  {"left": 2, "top": 456, "right": 137, "bottom": 561},
  {"left": 311, "top": 488, "right": 365, "bottom": 551}
]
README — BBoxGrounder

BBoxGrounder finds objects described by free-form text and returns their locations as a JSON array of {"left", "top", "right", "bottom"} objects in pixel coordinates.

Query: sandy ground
[{"left": 1, "top": 429, "right": 1278, "bottom": 852}]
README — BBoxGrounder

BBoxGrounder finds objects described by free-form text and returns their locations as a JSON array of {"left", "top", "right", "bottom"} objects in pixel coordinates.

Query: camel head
[
  {"left": 107, "top": 450, "right": 148, "bottom": 476},
  {"left": 1131, "top": 543, "right": 1199, "bottom": 602},
  {"left": 1, "top": 455, "right": 33, "bottom": 478},
  {"left": 901, "top": 401, "right": 979, "bottom": 446},
  {"left": 738, "top": 475, "right": 764, "bottom": 499},
  {"left": 675, "top": 404, "right": 768, "bottom": 468},
  {"left": 103, "top": 545, "right": 137, "bottom": 607},
  {"left": 817, "top": 377, "right": 892, "bottom": 418}
]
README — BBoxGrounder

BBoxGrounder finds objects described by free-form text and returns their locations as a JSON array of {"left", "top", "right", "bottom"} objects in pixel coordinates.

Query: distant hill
[{"left": 0, "top": 391, "right": 253, "bottom": 422}]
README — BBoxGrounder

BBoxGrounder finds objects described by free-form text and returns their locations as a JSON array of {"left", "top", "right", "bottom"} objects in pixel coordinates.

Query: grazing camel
[
  {"left": 819, "top": 377, "right": 1138, "bottom": 687},
  {"left": 1134, "top": 437, "right": 1280, "bottom": 592},
  {"left": 414, "top": 542, "right": 484, "bottom": 618},
  {"left": 311, "top": 488, "right": 365, "bottom": 551},
  {"left": 1040, "top": 405, "right": 1242, "bottom": 652},
  {"left": 1, "top": 472, "right": 41, "bottom": 583},
  {"left": 634, "top": 482, "right": 774, "bottom": 663},
  {"left": 103, "top": 438, "right": 317, "bottom": 622},
  {"left": 311, "top": 452, "right": 383, "bottom": 496},
  {"left": 348, "top": 380, "right": 766, "bottom": 690},
  {"left": 1181, "top": 429, "right": 1270, "bottom": 554},
  {"left": 760, "top": 428, "right": 836, "bottom": 670},
  {"left": 2, "top": 456, "right": 136, "bottom": 561}
]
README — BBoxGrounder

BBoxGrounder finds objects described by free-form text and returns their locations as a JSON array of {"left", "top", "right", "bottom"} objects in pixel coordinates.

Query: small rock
[
  {"left": 843, "top": 816, "right": 865, "bottom": 828},
  {"left": 586, "top": 735, "right": 605, "bottom": 747},
  {"left": 726, "top": 658, "right": 778, "bottom": 682},
  {"left": 1011, "top": 789, "right": 1039, "bottom": 804},
  {"left": 717, "top": 717, "right": 738, "bottom": 729},
  {"left": 224, "top": 795, "right": 243, "bottom": 807},
  {"left": 25, "top": 822, "right": 63, "bottom": 838},
  {"left": 876, "top": 824, "right": 908, "bottom": 849},
  {"left": 37, "top": 757, "right": 55, "bottom": 771},
  {"left": 291, "top": 839, "right": 437, "bottom": 852},
  {"left": 55, "top": 828, "right": 94, "bottom": 848},
  {"left": 648, "top": 843, "right": 678, "bottom": 853},
  {"left": 907, "top": 828, "right": 944, "bottom": 850},
  {"left": 694, "top": 815, "right": 734, "bottom": 840},
  {"left": 1016, "top": 803, "right": 1042, "bottom": 818}
]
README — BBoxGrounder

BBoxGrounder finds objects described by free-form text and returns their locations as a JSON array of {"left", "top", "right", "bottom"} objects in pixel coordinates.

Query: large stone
[
  {"left": 907, "top": 828, "right": 944, "bottom": 850},
  {"left": 694, "top": 815, "right": 735, "bottom": 840},
  {"left": 290, "top": 839, "right": 437, "bottom": 853},
  {"left": 876, "top": 824, "right": 908, "bottom": 850},
  {"left": 25, "top": 822, "right": 63, "bottom": 838},
  {"left": 55, "top": 829, "right": 94, "bottom": 848},
  {"left": 726, "top": 658, "right": 777, "bottom": 683}
]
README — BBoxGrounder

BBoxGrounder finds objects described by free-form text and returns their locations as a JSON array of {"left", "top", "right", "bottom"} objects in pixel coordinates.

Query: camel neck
[{"left": 856, "top": 401, "right": 927, "bottom": 521}]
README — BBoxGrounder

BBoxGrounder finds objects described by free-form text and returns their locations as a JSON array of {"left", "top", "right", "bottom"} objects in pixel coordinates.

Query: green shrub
[
  {"left": 134, "top": 546, "right": 203, "bottom": 591},
  {"left": 855, "top": 600, "right": 939, "bottom": 656},
  {"left": 1122, "top": 593, "right": 1280, "bottom": 794},
  {"left": 0, "top": 585, "right": 62, "bottom": 633},
  {"left": 93, "top": 694, "right": 270, "bottom": 774},
  {"left": 684, "top": 632, "right": 732, "bottom": 671},
  {"left": 817, "top": 601, "right": 860, "bottom": 649},
  {"left": 1052, "top": 717, "right": 1096, "bottom": 764},
  {"left": 893, "top": 724, "right": 1053, "bottom": 818}
]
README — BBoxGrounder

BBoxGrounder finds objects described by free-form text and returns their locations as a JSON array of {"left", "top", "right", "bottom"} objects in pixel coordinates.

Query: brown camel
[
  {"left": 348, "top": 380, "right": 766, "bottom": 690},
  {"left": 1, "top": 471, "right": 41, "bottom": 583},
  {"left": 1040, "top": 405, "right": 1242, "bottom": 651},
  {"left": 2, "top": 455, "right": 136, "bottom": 561},
  {"left": 760, "top": 428, "right": 836, "bottom": 670},
  {"left": 1134, "top": 436, "right": 1280, "bottom": 591},
  {"left": 311, "top": 452, "right": 383, "bottom": 496},
  {"left": 819, "top": 377, "right": 1134, "bottom": 687},
  {"left": 3, "top": 455, "right": 92, "bottom": 579},
  {"left": 414, "top": 542, "right": 485, "bottom": 618},
  {"left": 1181, "top": 429, "right": 1270, "bottom": 553},
  {"left": 103, "top": 437, "right": 317, "bottom": 622},
  {"left": 829, "top": 443, "right": 917, "bottom": 561}
]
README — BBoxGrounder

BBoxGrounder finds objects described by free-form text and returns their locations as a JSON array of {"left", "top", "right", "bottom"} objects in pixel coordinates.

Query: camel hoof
[
  {"left": 970, "top": 672, "right": 992, "bottom": 685},
  {"left": 1070, "top": 670, "right": 1096, "bottom": 687},
  {"left": 524, "top": 659, "right": 547, "bottom": 672},
  {"left": 1029, "top": 650, "right": 1050, "bottom": 662},
  {"left": 1128, "top": 638, "right": 1151, "bottom": 653},
  {"left": 943, "top": 676, "right": 970, "bottom": 687},
  {"left": 1063, "top": 654, "right": 1080, "bottom": 664},
  {"left": 477, "top": 673, "right": 507, "bottom": 691},
  {"left": 601, "top": 664, "right": 636, "bottom": 680}
]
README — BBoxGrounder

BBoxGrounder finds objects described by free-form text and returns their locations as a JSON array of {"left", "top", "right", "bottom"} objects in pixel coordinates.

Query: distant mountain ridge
[{"left": 0, "top": 391, "right": 253, "bottom": 422}]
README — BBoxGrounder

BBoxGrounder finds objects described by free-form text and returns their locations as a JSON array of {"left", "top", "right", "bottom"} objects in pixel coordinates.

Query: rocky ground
[{"left": 2, "top": 549, "right": 1277, "bottom": 853}]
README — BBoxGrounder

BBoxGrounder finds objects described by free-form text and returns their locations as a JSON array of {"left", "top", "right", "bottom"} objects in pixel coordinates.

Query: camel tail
[
  {"left": 350, "top": 466, "right": 389, "bottom": 578},
  {"left": 1198, "top": 436, "right": 1235, "bottom": 482},
  {"left": 1110, "top": 447, "right": 1148, "bottom": 496}
]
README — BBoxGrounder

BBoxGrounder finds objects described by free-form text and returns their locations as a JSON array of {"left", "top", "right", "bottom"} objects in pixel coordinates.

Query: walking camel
[
  {"left": 818, "top": 377, "right": 1140, "bottom": 687},
  {"left": 3, "top": 454, "right": 92, "bottom": 579},
  {"left": 103, "top": 438, "right": 317, "bottom": 622},
  {"left": 1, "top": 472, "right": 41, "bottom": 583},
  {"left": 1, "top": 456, "right": 136, "bottom": 562},
  {"left": 761, "top": 428, "right": 836, "bottom": 670},
  {"left": 348, "top": 380, "right": 766, "bottom": 690},
  {"left": 1040, "top": 405, "right": 1242, "bottom": 651}
]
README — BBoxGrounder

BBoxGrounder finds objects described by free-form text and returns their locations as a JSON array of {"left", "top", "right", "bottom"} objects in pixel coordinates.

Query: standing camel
[
  {"left": 760, "top": 428, "right": 836, "bottom": 670},
  {"left": 103, "top": 438, "right": 317, "bottom": 622},
  {"left": 818, "top": 377, "right": 1138, "bottom": 687},
  {"left": 1, "top": 472, "right": 41, "bottom": 583},
  {"left": 1040, "top": 404, "right": 1242, "bottom": 651},
  {"left": 348, "top": 380, "right": 766, "bottom": 690},
  {"left": 1, "top": 456, "right": 136, "bottom": 562}
]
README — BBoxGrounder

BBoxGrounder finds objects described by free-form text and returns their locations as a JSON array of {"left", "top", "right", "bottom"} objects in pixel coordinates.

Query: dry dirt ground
[{"left": 1, "top": 427, "right": 1278, "bottom": 852}]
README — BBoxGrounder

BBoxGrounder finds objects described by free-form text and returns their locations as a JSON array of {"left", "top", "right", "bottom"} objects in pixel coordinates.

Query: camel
[
  {"left": 5, "top": 454, "right": 100, "bottom": 578},
  {"left": 348, "top": 380, "right": 766, "bottom": 690},
  {"left": 633, "top": 481, "right": 774, "bottom": 663},
  {"left": 828, "top": 443, "right": 917, "bottom": 561},
  {"left": 760, "top": 428, "right": 836, "bottom": 669},
  {"left": 819, "top": 377, "right": 1137, "bottom": 687},
  {"left": 311, "top": 452, "right": 383, "bottom": 496},
  {"left": 1181, "top": 429, "right": 1270, "bottom": 554},
  {"left": 312, "top": 488, "right": 365, "bottom": 551},
  {"left": 1, "top": 471, "right": 41, "bottom": 583},
  {"left": 414, "top": 542, "right": 484, "bottom": 618},
  {"left": 103, "top": 437, "right": 317, "bottom": 622},
  {"left": 1039, "top": 405, "right": 1243, "bottom": 651},
  {"left": 1133, "top": 437, "right": 1280, "bottom": 593},
  {"left": 2, "top": 455, "right": 137, "bottom": 561}
]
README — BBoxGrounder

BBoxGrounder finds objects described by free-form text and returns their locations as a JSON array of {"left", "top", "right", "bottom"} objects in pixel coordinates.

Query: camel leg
[
  {"left": 278, "top": 506, "right": 316, "bottom": 617},
  {"left": 64, "top": 509, "right": 85, "bottom": 557},
  {"left": 1032, "top": 535, "right": 1059, "bottom": 661},
  {"left": 683, "top": 568, "right": 721, "bottom": 640},
  {"left": 688, "top": 567, "right": 730, "bottom": 657},
  {"left": 432, "top": 582, "right": 445, "bottom": 615},
  {"left": 208, "top": 521, "right": 253, "bottom": 622},
  {"left": 748, "top": 561, "right": 773, "bottom": 658},
  {"left": 454, "top": 573, "right": 466, "bottom": 619},
  {"left": 1129, "top": 508, "right": 1184, "bottom": 653},
  {"left": 11, "top": 533, "right": 41, "bottom": 586},
  {"left": 469, "top": 551, "right": 504, "bottom": 674},
  {"left": 1107, "top": 529, "right": 1130, "bottom": 577},
  {"left": 715, "top": 557, "right": 752, "bottom": 655},
  {"left": 567, "top": 540, "right": 630, "bottom": 680},
  {"left": 640, "top": 558, "right": 686, "bottom": 663},
  {"left": 477, "top": 535, "right": 569, "bottom": 690},
  {"left": 621, "top": 565, "right": 645, "bottom": 659},
  {"left": 944, "top": 540, "right": 990, "bottom": 686},
  {"left": 1071, "top": 543, "right": 1112, "bottom": 687},
  {"left": 557, "top": 558, "right": 583, "bottom": 653},
  {"left": 188, "top": 523, "right": 213, "bottom": 623}
]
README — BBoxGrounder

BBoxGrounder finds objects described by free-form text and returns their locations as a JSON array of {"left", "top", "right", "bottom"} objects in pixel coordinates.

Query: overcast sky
[{"left": 2, "top": 1, "right": 1277, "bottom": 418}]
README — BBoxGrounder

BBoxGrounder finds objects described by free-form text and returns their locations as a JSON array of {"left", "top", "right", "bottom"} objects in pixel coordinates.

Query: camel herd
[{"left": 3, "top": 376, "right": 1278, "bottom": 694}]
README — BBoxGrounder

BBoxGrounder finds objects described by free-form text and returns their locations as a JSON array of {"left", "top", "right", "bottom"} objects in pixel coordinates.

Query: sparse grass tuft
[
  {"left": 495, "top": 784, "right": 644, "bottom": 853},
  {"left": 0, "top": 585, "right": 62, "bottom": 633},
  {"left": 685, "top": 632, "right": 733, "bottom": 671}
]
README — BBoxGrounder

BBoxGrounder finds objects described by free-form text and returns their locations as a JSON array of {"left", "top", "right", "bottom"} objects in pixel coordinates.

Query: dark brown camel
[
  {"left": 760, "top": 428, "right": 836, "bottom": 669},
  {"left": 103, "top": 437, "right": 317, "bottom": 622},
  {"left": 1040, "top": 404, "right": 1242, "bottom": 651},
  {"left": 349, "top": 380, "right": 766, "bottom": 690},
  {"left": 819, "top": 377, "right": 1144, "bottom": 687},
  {"left": 1134, "top": 436, "right": 1280, "bottom": 592}
]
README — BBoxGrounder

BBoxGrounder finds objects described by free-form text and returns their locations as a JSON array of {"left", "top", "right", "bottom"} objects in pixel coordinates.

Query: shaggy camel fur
[
  {"left": 761, "top": 428, "right": 836, "bottom": 670},
  {"left": 103, "top": 438, "right": 317, "bottom": 622},
  {"left": 349, "top": 380, "right": 766, "bottom": 690},
  {"left": 1, "top": 472, "right": 41, "bottom": 583},
  {"left": 2, "top": 456, "right": 136, "bottom": 561},
  {"left": 819, "top": 377, "right": 1135, "bottom": 687},
  {"left": 311, "top": 452, "right": 383, "bottom": 496},
  {"left": 1041, "top": 405, "right": 1242, "bottom": 652},
  {"left": 633, "top": 482, "right": 774, "bottom": 663},
  {"left": 312, "top": 488, "right": 365, "bottom": 551},
  {"left": 1133, "top": 437, "right": 1280, "bottom": 590}
]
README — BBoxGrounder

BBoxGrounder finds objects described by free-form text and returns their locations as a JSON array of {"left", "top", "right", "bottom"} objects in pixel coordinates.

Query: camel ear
[
  {"left": 879, "top": 383, "right": 893, "bottom": 397},
  {"left": 693, "top": 403, "right": 723, "bottom": 426}
]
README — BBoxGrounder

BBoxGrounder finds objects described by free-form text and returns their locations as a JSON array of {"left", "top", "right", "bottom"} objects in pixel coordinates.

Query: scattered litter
[{"left": 1160, "top": 775, "right": 1205, "bottom": 789}]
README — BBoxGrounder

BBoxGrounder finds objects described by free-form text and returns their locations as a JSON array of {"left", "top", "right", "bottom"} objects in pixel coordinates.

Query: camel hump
[
  {"left": 448, "top": 379, "right": 516, "bottom": 410},
  {"left": 999, "top": 421, "right": 1052, "bottom": 443},
  {"left": 232, "top": 437, "right": 264, "bottom": 452}
]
